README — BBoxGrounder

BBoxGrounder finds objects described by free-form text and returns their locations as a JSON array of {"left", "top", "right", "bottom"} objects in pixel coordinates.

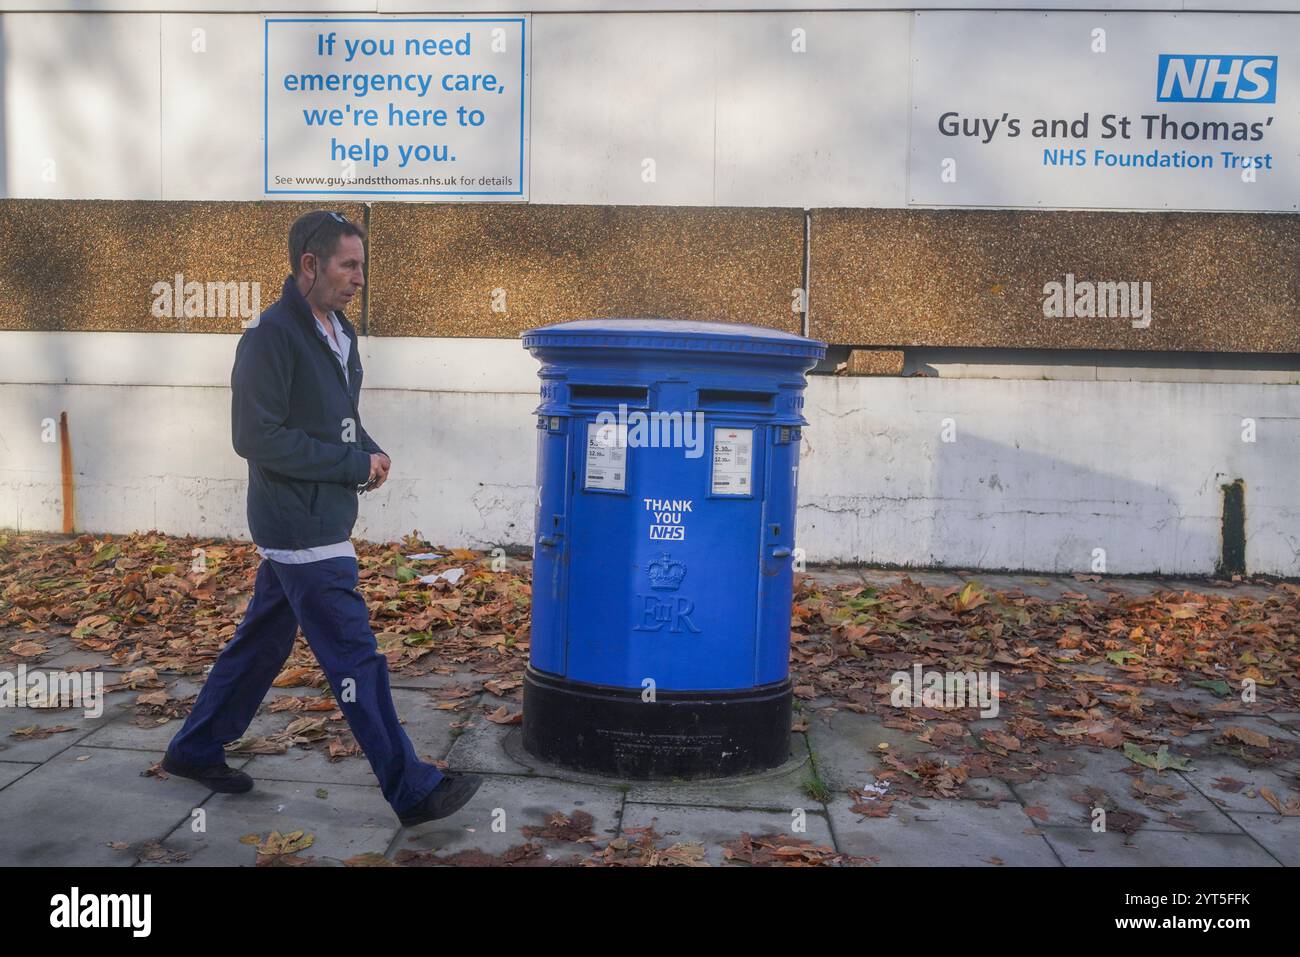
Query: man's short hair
[{"left": 288, "top": 210, "right": 368, "bottom": 276}]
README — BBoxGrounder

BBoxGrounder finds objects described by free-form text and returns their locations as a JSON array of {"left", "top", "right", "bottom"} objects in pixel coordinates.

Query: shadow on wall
[
  {"left": 0, "top": 10, "right": 160, "bottom": 384},
  {"left": 795, "top": 403, "right": 1222, "bottom": 574},
  {"left": 926, "top": 432, "right": 1219, "bottom": 575}
]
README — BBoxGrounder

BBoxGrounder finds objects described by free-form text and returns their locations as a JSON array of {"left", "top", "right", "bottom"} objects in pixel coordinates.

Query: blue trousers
[{"left": 166, "top": 556, "right": 444, "bottom": 814}]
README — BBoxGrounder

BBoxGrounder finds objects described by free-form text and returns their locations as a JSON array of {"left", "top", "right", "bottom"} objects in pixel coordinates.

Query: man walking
[{"left": 162, "top": 210, "right": 481, "bottom": 827}]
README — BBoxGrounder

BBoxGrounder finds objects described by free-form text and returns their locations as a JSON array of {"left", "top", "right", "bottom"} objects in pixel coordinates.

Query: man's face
[{"left": 303, "top": 233, "right": 365, "bottom": 314}]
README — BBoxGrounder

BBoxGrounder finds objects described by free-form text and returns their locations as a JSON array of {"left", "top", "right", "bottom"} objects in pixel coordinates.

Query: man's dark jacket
[{"left": 231, "top": 274, "right": 384, "bottom": 549}]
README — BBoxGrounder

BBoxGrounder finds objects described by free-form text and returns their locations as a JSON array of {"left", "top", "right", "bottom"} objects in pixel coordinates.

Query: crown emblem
[{"left": 647, "top": 553, "right": 686, "bottom": 591}]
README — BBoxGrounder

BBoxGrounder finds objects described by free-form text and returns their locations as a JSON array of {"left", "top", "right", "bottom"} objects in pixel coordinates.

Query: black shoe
[
  {"left": 161, "top": 751, "right": 254, "bottom": 794},
  {"left": 397, "top": 772, "right": 484, "bottom": 826}
]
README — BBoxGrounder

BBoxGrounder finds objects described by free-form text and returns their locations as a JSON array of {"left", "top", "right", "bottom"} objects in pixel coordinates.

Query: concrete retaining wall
[{"left": 3, "top": 330, "right": 1295, "bottom": 575}]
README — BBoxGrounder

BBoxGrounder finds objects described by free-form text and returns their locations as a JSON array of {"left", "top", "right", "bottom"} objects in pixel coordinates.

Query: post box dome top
[{"left": 521, "top": 318, "right": 826, "bottom": 359}]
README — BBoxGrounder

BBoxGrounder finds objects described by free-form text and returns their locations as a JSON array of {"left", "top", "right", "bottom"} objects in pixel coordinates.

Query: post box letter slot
[
  {"left": 569, "top": 384, "right": 649, "bottom": 407},
  {"left": 697, "top": 389, "right": 775, "bottom": 412}
]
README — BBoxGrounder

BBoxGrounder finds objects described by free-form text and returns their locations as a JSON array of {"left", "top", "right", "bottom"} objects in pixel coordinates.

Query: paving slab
[
  {"left": 871, "top": 570, "right": 967, "bottom": 591},
  {"left": 829, "top": 796, "right": 1060, "bottom": 866},
  {"left": 854, "top": 569, "right": 912, "bottom": 589},
  {"left": 0, "top": 745, "right": 250, "bottom": 866},
  {"left": 807, "top": 709, "right": 938, "bottom": 789},
  {"left": 212, "top": 686, "right": 459, "bottom": 788},
  {"left": 1139, "top": 682, "right": 1247, "bottom": 712},
  {"left": 5, "top": 554, "right": 1298, "bottom": 868},
  {"left": 1047, "top": 579, "right": 1115, "bottom": 603},
  {"left": 37, "top": 644, "right": 131, "bottom": 672},
  {"left": 803, "top": 568, "right": 864, "bottom": 589},
  {"left": 445, "top": 718, "right": 538, "bottom": 775},
  {"left": 806, "top": 708, "right": 1014, "bottom": 801},
  {"left": 77, "top": 677, "right": 205, "bottom": 752},
  {"left": 1225, "top": 812, "right": 1300, "bottom": 866},
  {"left": 623, "top": 740, "right": 812, "bottom": 811},
  {"left": 244, "top": 747, "right": 387, "bottom": 788},
  {"left": 1039, "top": 825, "right": 1282, "bottom": 866},
  {"left": 387, "top": 670, "right": 480, "bottom": 692},
  {"left": 1174, "top": 714, "right": 1300, "bottom": 752},
  {"left": 1, "top": 632, "right": 74, "bottom": 663},
  {"left": 389, "top": 687, "right": 462, "bottom": 762},
  {"left": 1176, "top": 755, "right": 1300, "bottom": 815},
  {"left": 77, "top": 682, "right": 347, "bottom": 754},
  {"left": 148, "top": 780, "right": 399, "bottom": 867},
  {"left": 0, "top": 681, "right": 136, "bottom": 762},
  {"left": 0, "top": 761, "right": 37, "bottom": 789},
  {"left": 1010, "top": 746, "right": 1241, "bottom": 834},
  {"left": 1270, "top": 714, "right": 1300, "bottom": 741},
  {"left": 620, "top": 802, "right": 836, "bottom": 866},
  {"left": 484, "top": 725, "right": 825, "bottom": 809},
  {"left": 393, "top": 773, "right": 626, "bottom": 864},
  {"left": 1161, "top": 579, "right": 1276, "bottom": 600},
  {"left": 1258, "top": 714, "right": 1300, "bottom": 740},
  {"left": 1092, "top": 579, "right": 1168, "bottom": 598}
]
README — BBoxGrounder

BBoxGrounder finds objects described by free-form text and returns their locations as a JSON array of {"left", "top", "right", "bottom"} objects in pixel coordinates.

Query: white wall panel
[{"left": 3, "top": 13, "right": 162, "bottom": 199}]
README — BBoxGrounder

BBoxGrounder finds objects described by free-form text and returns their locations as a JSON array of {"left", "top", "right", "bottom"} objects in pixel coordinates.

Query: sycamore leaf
[
  {"left": 1123, "top": 743, "right": 1192, "bottom": 772},
  {"left": 1106, "top": 650, "right": 1145, "bottom": 666},
  {"left": 90, "top": 543, "right": 120, "bottom": 567}
]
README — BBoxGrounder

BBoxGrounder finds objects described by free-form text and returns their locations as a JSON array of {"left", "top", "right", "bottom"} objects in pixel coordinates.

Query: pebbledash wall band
[{"left": 519, "top": 318, "right": 826, "bottom": 778}]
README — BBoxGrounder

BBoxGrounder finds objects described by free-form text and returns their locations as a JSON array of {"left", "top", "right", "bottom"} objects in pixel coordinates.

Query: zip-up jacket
[{"left": 230, "top": 274, "right": 384, "bottom": 549}]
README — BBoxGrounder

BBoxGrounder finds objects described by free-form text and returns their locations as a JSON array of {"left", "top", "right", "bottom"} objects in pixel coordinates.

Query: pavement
[{"left": 1, "top": 565, "right": 1296, "bottom": 867}]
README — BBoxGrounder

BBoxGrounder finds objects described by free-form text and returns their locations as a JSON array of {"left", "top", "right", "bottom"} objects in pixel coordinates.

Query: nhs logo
[{"left": 1157, "top": 55, "right": 1277, "bottom": 103}]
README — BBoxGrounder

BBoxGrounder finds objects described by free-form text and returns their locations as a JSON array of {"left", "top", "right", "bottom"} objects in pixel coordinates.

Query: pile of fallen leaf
[
  {"left": 0, "top": 530, "right": 532, "bottom": 758},
  {"left": 232, "top": 811, "right": 866, "bottom": 867},
  {"left": 3, "top": 530, "right": 1298, "bottom": 836},
  {"left": 790, "top": 574, "right": 1300, "bottom": 809},
  {"left": 385, "top": 813, "right": 863, "bottom": 867}
]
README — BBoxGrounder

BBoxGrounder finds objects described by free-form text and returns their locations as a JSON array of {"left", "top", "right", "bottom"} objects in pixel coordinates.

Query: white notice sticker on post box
[
  {"left": 585, "top": 421, "right": 627, "bottom": 491},
  {"left": 711, "top": 427, "right": 754, "bottom": 496}
]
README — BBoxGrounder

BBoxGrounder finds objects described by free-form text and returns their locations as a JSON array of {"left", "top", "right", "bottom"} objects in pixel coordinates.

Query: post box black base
[{"left": 522, "top": 667, "right": 792, "bottom": 779}]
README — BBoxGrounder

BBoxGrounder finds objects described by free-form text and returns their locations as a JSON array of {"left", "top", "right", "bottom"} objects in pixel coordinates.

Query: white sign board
[
  {"left": 585, "top": 422, "right": 627, "bottom": 492},
  {"left": 265, "top": 17, "right": 528, "bottom": 199},
  {"left": 711, "top": 427, "right": 754, "bottom": 496},
  {"left": 909, "top": 11, "right": 1299, "bottom": 211}
]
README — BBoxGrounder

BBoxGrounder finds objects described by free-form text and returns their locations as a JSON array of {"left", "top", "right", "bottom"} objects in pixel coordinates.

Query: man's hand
[{"left": 366, "top": 453, "right": 391, "bottom": 491}]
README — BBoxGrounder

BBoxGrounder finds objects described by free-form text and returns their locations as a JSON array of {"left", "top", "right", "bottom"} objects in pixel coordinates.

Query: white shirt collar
[
  {"left": 313, "top": 310, "right": 341, "bottom": 334},
  {"left": 312, "top": 311, "right": 350, "bottom": 385}
]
